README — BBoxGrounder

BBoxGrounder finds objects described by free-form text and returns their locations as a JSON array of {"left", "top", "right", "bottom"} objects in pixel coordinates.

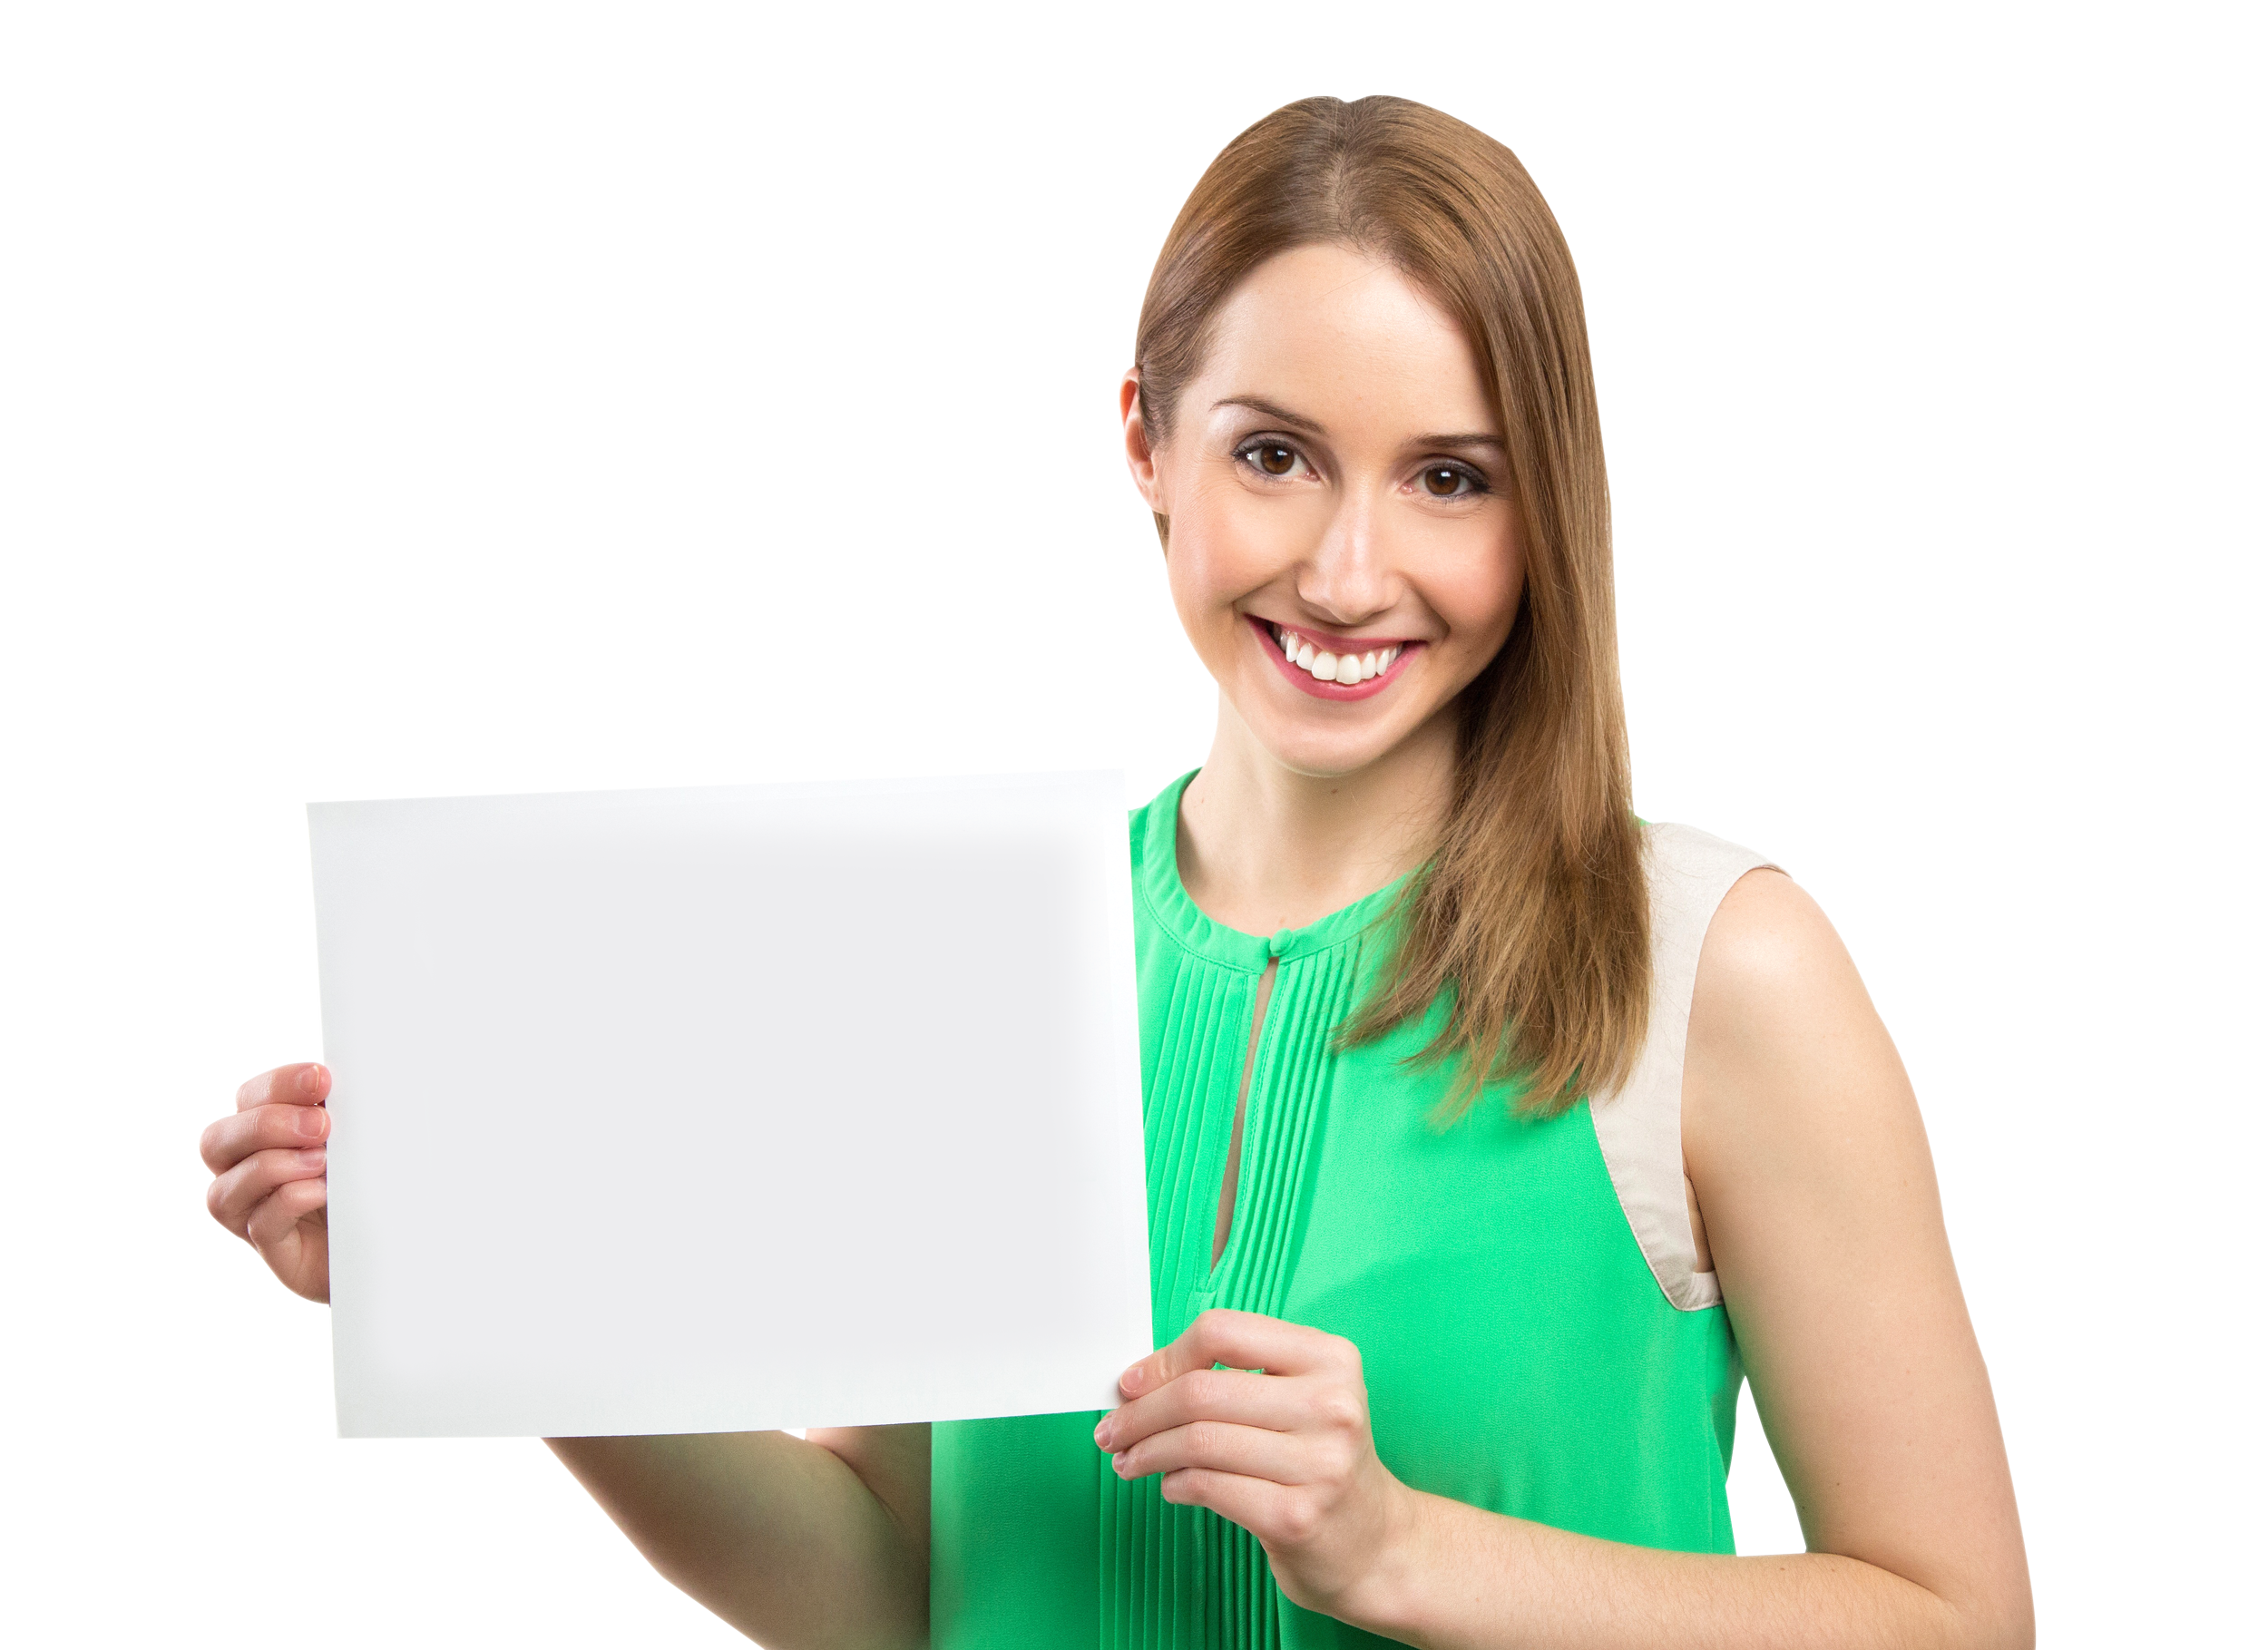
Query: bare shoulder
[
  {"left": 1683, "top": 866, "right": 1911, "bottom": 1167},
  {"left": 1689, "top": 866, "right": 1874, "bottom": 1056},
  {"left": 1683, "top": 864, "right": 1939, "bottom": 1264},
  {"left": 1677, "top": 868, "right": 2032, "bottom": 1639}
]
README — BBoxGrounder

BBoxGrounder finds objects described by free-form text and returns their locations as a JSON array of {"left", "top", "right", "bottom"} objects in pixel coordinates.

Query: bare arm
[
  {"left": 1367, "top": 869, "right": 2031, "bottom": 1645},
  {"left": 1676, "top": 868, "right": 2029, "bottom": 1645},
  {"left": 1099, "top": 871, "right": 2032, "bottom": 1647},
  {"left": 202, "top": 1063, "right": 931, "bottom": 1649},
  {"left": 546, "top": 1423, "right": 929, "bottom": 1650}
]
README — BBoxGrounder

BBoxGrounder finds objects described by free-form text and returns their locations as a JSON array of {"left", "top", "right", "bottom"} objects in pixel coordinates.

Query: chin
[{"left": 1240, "top": 706, "right": 1413, "bottom": 781}]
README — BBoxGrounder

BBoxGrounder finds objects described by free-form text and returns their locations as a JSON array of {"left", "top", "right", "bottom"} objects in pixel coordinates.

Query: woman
[{"left": 200, "top": 96, "right": 2031, "bottom": 1648}]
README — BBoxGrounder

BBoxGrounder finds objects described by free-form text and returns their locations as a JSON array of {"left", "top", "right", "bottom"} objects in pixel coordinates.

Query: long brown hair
[{"left": 1136, "top": 95, "right": 1647, "bottom": 1118}]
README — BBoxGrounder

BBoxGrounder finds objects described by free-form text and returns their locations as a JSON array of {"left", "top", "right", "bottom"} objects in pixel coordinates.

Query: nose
[{"left": 1296, "top": 489, "right": 1397, "bottom": 627}]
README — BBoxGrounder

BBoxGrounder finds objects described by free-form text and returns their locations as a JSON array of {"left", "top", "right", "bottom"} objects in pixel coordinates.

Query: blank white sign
[{"left": 308, "top": 770, "right": 1152, "bottom": 1439}]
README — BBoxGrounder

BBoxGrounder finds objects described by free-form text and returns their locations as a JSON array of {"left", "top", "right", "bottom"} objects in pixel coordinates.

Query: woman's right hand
[{"left": 200, "top": 1062, "right": 332, "bottom": 1302}]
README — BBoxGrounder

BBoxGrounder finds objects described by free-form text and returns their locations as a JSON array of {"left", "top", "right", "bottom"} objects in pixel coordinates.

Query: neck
[{"left": 1176, "top": 693, "right": 1459, "bottom": 938}]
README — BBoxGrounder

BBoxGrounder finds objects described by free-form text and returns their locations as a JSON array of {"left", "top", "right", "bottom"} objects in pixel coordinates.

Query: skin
[
  {"left": 200, "top": 240, "right": 2032, "bottom": 1648},
  {"left": 1098, "top": 244, "right": 2032, "bottom": 1645},
  {"left": 200, "top": 1079, "right": 929, "bottom": 1649},
  {"left": 1145, "top": 249, "right": 1520, "bottom": 936}
]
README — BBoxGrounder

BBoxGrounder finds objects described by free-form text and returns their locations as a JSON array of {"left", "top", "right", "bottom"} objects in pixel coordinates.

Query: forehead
[{"left": 1195, "top": 243, "right": 1496, "bottom": 436}]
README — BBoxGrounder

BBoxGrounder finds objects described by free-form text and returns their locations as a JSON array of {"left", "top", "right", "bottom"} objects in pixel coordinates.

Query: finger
[
  {"left": 200, "top": 1098, "right": 330, "bottom": 1174},
  {"left": 1158, "top": 1467, "right": 1288, "bottom": 1538},
  {"left": 1098, "top": 1364, "right": 1306, "bottom": 1451},
  {"left": 1119, "top": 1308, "right": 1353, "bottom": 1398},
  {"left": 236, "top": 1063, "right": 328, "bottom": 1113},
  {"left": 207, "top": 1146, "right": 327, "bottom": 1237},
  {"left": 1112, "top": 1417, "right": 1311, "bottom": 1487},
  {"left": 245, "top": 1176, "right": 328, "bottom": 1251}
]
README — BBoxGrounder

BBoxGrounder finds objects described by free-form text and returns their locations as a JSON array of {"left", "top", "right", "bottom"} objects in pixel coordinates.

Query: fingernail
[
  {"left": 1092, "top": 1420, "right": 1112, "bottom": 1449},
  {"left": 297, "top": 1147, "right": 326, "bottom": 1168},
  {"left": 300, "top": 1067, "right": 322, "bottom": 1098},
  {"left": 1111, "top": 1452, "right": 1130, "bottom": 1478},
  {"left": 295, "top": 1108, "right": 327, "bottom": 1139},
  {"left": 1120, "top": 1364, "right": 1145, "bottom": 1394}
]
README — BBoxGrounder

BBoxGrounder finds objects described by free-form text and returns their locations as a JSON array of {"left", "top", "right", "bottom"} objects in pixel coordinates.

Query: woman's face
[{"left": 1124, "top": 242, "right": 1524, "bottom": 780}]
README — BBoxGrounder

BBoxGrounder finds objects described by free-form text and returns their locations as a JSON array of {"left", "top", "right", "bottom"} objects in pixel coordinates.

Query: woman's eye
[
  {"left": 1421, "top": 464, "right": 1477, "bottom": 498},
  {"left": 1240, "top": 442, "right": 1301, "bottom": 478}
]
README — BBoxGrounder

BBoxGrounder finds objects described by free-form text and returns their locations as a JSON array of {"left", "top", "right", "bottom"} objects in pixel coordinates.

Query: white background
[{"left": 2, "top": 4, "right": 2259, "bottom": 1645}]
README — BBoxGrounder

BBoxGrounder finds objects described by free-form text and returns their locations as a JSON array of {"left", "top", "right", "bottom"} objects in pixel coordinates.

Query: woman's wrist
[{"left": 1314, "top": 1478, "right": 1447, "bottom": 1643}]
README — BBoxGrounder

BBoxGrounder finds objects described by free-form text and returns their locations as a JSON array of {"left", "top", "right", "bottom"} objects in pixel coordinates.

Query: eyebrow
[
  {"left": 1212, "top": 395, "right": 1505, "bottom": 454},
  {"left": 1213, "top": 395, "right": 1327, "bottom": 434}
]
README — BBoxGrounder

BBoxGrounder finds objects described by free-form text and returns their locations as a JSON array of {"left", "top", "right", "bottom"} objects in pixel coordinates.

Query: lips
[{"left": 1247, "top": 615, "right": 1424, "bottom": 702}]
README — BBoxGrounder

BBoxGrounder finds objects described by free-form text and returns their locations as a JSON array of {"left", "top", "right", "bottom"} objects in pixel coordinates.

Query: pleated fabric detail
[
  {"left": 924, "top": 771, "right": 1752, "bottom": 1648},
  {"left": 1100, "top": 927, "right": 1374, "bottom": 1649}
]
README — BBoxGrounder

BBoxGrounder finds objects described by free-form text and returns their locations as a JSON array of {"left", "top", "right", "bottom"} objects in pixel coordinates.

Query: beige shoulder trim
[{"left": 1588, "top": 823, "right": 1777, "bottom": 1313}]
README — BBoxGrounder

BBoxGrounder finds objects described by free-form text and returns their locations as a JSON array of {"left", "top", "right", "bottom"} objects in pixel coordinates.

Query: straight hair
[{"left": 1135, "top": 94, "right": 1649, "bottom": 1118}]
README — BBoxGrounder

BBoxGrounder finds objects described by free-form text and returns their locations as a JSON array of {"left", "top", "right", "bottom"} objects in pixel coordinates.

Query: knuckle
[
  {"left": 1317, "top": 1389, "right": 1363, "bottom": 1431},
  {"left": 1182, "top": 1368, "right": 1224, "bottom": 1409},
  {"left": 1276, "top": 1498, "right": 1320, "bottom": 1546}
]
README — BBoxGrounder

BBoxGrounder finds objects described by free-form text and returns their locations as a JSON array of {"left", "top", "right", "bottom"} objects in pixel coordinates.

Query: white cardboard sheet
[{"left": 308, "top": 771, "right": 1152, "bottom": 1438}]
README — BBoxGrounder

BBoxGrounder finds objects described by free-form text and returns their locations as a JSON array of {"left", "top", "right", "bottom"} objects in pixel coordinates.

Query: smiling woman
[
  {"left": 923, "top": 96, "right": 2033, "bottom": 1648},
  {"left": 199, "top": 93, "right": 2032, "bottom": 1650},
  {"left": 1127, "top": 213, "right": 1640, "bottom": 1120}
]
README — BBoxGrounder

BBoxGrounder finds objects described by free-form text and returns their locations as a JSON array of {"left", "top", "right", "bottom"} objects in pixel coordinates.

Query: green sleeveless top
[{"left": 931, "top": 771, "right": 1767, "bottom": 1647}]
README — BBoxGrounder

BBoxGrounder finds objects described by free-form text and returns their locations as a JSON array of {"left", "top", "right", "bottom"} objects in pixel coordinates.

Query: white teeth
[{"left": 1274, "top": 627, "right": 1407, "bottom": 684}]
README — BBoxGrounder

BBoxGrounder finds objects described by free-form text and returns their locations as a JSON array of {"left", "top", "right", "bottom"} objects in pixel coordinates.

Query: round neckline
[{"left": 1135, "top": 768, "right": 1417, "bottom": 972}]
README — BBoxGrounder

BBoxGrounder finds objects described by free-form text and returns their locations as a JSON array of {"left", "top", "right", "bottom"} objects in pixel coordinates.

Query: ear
[{"left": 1120, "top": 369, "right": 1166, "bottom": 514}]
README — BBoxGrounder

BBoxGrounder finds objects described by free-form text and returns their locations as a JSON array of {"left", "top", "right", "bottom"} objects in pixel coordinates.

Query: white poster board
[{"left": 308, "top": 770, "right": 1152, "bottom": 1438}]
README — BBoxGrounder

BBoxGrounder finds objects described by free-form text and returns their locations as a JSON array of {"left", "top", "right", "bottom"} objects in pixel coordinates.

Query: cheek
[
  {"left": 1427, "top": 528, "right": 1524, "bottom": 649},
  {"left": 1163, "top": 474, "right": 1322, "bottom": 620}
]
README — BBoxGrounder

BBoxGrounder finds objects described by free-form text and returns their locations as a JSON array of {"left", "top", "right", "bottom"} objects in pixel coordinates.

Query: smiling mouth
[
  {"left": 1247, "top": 615, "right": 1423, "bottom": 700},
  {"left": 1268, "top": 620, "right": 1404, "bottom": 683}
]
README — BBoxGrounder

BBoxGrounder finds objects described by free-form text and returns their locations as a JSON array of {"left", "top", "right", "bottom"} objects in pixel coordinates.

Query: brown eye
[
  {"left": 1422, "top": 464, "right": 1467, "bottom": 497},
  {"left": 1256, "top": 444, "right": 1296, "bottom": 476}
]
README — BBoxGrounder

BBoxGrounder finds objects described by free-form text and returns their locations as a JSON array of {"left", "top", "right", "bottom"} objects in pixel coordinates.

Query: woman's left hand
[{"left": 1094, "top": 1307, "right": 1418, "bottom": 1618}]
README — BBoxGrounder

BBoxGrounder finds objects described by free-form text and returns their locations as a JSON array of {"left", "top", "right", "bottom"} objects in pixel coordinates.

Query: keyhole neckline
[{"left": 1139, "top": 767, "right": 1418, "bottom": 974}]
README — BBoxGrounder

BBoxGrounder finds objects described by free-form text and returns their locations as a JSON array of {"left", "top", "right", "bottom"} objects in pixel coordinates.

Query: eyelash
[
  {"left": 1230, "top": 436, "right": 1491, "bottom": 499},
  {"left": 1232, "top": 436, "right": 1312, "bottom": 481},
  {"left": 1413, "top": 461, "right": 1490, "bottom": 499}
]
